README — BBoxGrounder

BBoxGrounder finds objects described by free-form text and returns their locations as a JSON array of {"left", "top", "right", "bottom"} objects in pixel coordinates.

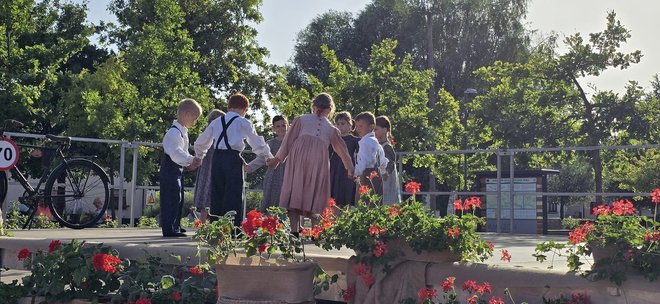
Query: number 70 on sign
[{"left": 0, "top": 138, "right": 20, "bottom": 171}]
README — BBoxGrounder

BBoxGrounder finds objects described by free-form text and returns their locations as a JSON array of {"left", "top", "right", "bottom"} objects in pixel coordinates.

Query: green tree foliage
[
  {"left": 0, "top": 0, "right": 104, "bottom": 133},
  {"left": 475, "top": 12, "right": 644, "bottom": 200},
  {"left": 292, "top": 0, "right": 530, "bottom": 98}
]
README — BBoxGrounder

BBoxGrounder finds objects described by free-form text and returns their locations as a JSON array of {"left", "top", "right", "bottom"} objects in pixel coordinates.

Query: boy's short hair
[
  {"left": 177, "top": 98, "right": 202, "bottom": 118},
  {"left": 227, "top": 93, "right": 250, "bottom": 110},
  {"left": 376, "top": 115, "right": 391, "bottom": 131},
  {"left": 334, "top": 111, "right": 354, "bottom": 127},
  {"left": 207, "top": 109, "right": 225, "bottom": 123},
  {"left": 355, "top": 111, "right": 376, "bottom": 125},
  {"left": 272, "top": 115, "right": 288, "bottom": 125}
]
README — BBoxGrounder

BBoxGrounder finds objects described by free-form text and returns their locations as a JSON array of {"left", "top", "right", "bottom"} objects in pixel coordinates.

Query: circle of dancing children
[{"left": 267, "top": 93, "right": 355, "bottom": 232}]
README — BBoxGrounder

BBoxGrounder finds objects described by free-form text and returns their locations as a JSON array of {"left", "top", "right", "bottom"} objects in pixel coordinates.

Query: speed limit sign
[{"left": 0, "top": 138, "right": 19, "bottom": 171}]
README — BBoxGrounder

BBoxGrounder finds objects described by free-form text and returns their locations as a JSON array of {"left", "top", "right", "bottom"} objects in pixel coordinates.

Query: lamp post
[{"left": 462, "top": 88, "right": 477, "bottom": 192}]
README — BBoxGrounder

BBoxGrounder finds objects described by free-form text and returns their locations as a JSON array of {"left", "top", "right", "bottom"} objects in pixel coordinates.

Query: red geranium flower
[
  {"left": 468, "top": 294, "right": 478, "bottom": 304},
  {"left": 189, "top": 266, "right": 204, "bottom": 275},
  {"left": 388, "top": 205, "right": 401, "bottom": 218},
  {"left": 463, "top": 197, "right": 482, "bottom": 210},
  {"left": 404, "top": 181, "right": 421, "bottom": 195},
  {"left": 369, "top": 225, "right": 385, "bottom": 236},
  {"left": 500, "top": 249, "right": 511, "bottom": 262},
  {"left": 92, "top": 253, "right": 122, "bottom": 273},
  {"left": 592, "top": 205, "right": 611, "bottom": 216},
  {"left": 48, "top": 240, "right": 62, "bottom": 253},
  {"left": 489, "top": 297, "right": 505, "bottom": 304},
  {"left": 373, "top": 241, "right": 388, "bottom": 257},
  {"left": 417, "top": 287, "right": 438, "bottom": 301},
  {"left": 193, "top": 219, "right": 202, "bottom": 228},
  {"left": 440, "top": 276, "right": 455, "bottom": 292},
  {"left": 486, "top": 242, "right": 494, "bottom": 250},
  {"left": 477, "top": 282, "right": 492, "bottom": 295},
  {"left": 17, "top": 248, "right": 30, "bottom": 261},
  {"left": 262, "top": 216, "right": 279, "bottom": 235},
  {"left": 135, "top": 298, "right": 151, "bottom": 304},
  {"left": 258, "top": 243, "right": 270, "bottom": 253},
  {"left": 462, "top": 280, "right": 477, "bottom": 292},
  {"left": 368, "top": 171, "right": 378, "bottom": 181},
  {"left": 358, "top": 185, "right": 371, "bottom": 196},
  {"left": 172, "top": 291, "right": 181, "bottom": 301},
  {"left": 327, "top": 198, "right": 337, "bottom": 207},
  {"left": 612, "top": 199, "right": 635, "bottom": 215},
  {"left": 447, "top": 227, "right": 460, "bottom": 238},
  {"left": 651, "top": 188, "right": 660, "bottom": 204},
  {"left": 342, "top": 284, "right": 356, "bottom": 302},
  {"left": 453, "top": 199, "right": 463, "bottom": 211}
]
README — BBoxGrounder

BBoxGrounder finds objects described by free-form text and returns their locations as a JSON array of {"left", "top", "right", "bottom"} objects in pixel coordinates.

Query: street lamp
[{"left": 462, "top": 88, "right": 477, "bottom": 192}]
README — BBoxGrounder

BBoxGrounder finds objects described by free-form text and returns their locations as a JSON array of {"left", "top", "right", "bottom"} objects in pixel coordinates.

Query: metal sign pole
[
  {"left": 509, "top": 152, "right": 515, "bottom": 234},
  {"left": 496, "top": 151, "right": 502, "bottom": 233}
]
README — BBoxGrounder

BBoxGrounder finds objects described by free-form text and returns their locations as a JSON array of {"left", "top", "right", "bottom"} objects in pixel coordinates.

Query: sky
[{"left": 80, "top": 0, "right": 660, "bottom": 94}]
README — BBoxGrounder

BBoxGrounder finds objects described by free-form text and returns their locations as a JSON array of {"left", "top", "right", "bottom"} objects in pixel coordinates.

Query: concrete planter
[
  {"left": 215, "top": 256, "right": 316, "bottom": 304},
  {"left": 387, "top": 238, "right": 461, "bottom": 263}
]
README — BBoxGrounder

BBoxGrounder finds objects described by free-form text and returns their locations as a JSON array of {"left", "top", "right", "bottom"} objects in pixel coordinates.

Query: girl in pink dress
[{"left": 268, "top": 93, "right": 354, "bottom": 231}]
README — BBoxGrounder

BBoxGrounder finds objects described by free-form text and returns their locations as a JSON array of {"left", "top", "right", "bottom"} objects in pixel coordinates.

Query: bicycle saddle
[{"left": 46, "top": 134, "right": 71, "bottom": 144}]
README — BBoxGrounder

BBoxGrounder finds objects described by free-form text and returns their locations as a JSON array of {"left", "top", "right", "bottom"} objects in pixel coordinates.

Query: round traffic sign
[{"left": 0, "top": 138, "right": 19, "bottom": 171}]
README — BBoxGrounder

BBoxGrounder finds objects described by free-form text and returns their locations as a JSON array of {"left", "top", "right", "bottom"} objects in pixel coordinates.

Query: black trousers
[
  {"left": 211, "top": 149, "right": 244, "bottom": 227},
  {"left": 159, "top": 154, "right": 184, "bottom": 235}
]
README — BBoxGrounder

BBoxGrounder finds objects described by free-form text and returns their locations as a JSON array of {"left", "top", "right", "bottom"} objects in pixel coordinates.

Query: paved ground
[{"left": 0, "top": 228, "right": 576, "bottom": 284}]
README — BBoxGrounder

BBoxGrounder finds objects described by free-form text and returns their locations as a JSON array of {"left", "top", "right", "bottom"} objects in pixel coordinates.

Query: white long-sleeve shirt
[
  {"left": 354, "top": 131, "right": 388, "bottom": 176},
  {"left": 194, "top": 111, "right": 274, "bottom": 161},
  {"left": 162, "top": 120, "right": 194, "bottom": 167}
]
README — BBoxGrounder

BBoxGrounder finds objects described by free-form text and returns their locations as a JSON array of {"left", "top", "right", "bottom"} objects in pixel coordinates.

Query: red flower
[
  {"left": 369, "top": 170, "right": 378, "bottom": 181},
  {"left": 17, "top": 248, "right": 30, "bottom": 261},
  {"left": 569, "top": 292, "right": 592, "bottom": 304},
  {"left": 447, "top": 227, "right": 460, "bottom": 238},
  {"left": 463, "top": 197, "right": 482, "bottom": 210},
  {"left": 353, "top": 262, "right": 374, "bottom": 286},
  {"left": 262, "top": 216, "right": 279, "bottom": 235},
  {"left": 592, "top": 205, "right": 611, "bottom": 216},
  {"left": 193, "top": 219, "right": 202, "bottom": 228},
  {"left": 172, "top": 291, "right": 181, "bottom": 301},
  {"left": 135, "top": 298, "right": 151, "bottom": 304},
  {"left": 48, "top": 240, "right": 62, "bottom": 253},
  {"left": 569, "top": 227, "right": 587, "bottom": 244},
  {"left": 643, "top": 230, "right": 660, "bottom": 242},
  {"left": 477, "top": 282, "right": 492, "bottom": 295},
  {"left": 328, "top": 198, "right": 337, "bottom": 207},
  {"left": 92, "top": 253, "right": 122, "bottom": 273},
  {"left": 453, "top": 199, "right": 463, "bottom": 211},
  {"left": 388, "top": 205, "right": 402, "bottom": 218},
  {"left": 651, "top": 188, "right": 660, "bottom": 204},
  {"left": 258, "top": 243, "right": 270, "bottom": 253},
  {"left": 404, "top": 181, "right": 421, "bottom": 195},
  {"left": 342, "top": 285, "right": 356, "bottom": 302},
  {"left": 487, "top": 242, "right": 494, "bottom": 250},
  {"left": 468, "top": 294, "right": 478, "bottom": 304},
  {"left": 358, "top": 185, "right": 371, "bottom": 196},
  {"left": 369, "top": 225, "right": 385, "bottom": 236},
  {"left": 489, "top": 297, "right": 505, "bottom": 304},
  {"left": 361, "top": 272, "right": 374, "bottom": 286},
  {"left": 440, "top": 276, "right": 455, "bottom": 292},
  {"left": 500, "top": 249, "right": 511, "bottom": 262},
  {"left": 417, "top": 287, "right": 438, "bottom": 301},
  {"left": 242, "top": 209, "right": 264, "bottom": 237},
  {"left": 462, "top": 280, "right": 478, "bottom": 292},
  {"left": 612, "top": 199, "right": 635, "bottom": 215},
  {"left": 189, "top": 266, "right": 204, "bottom": 275},
  {"left": 373, "top": 241, "right": 388, "bottom": 257}
]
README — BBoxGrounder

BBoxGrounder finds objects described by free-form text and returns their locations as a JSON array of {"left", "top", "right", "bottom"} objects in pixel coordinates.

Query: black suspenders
[{"left": 215, "top": 115, "right": 239, "bottom": 150}]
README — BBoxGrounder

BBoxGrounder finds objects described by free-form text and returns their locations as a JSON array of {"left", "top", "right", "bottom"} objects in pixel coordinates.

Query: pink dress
[{"left": 277, "top": 114, "right": 354, "bottom": 215}]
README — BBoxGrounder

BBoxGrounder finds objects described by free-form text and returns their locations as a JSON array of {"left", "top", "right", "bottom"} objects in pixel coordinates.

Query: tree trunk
[{"left": 592, "top": 149, "right": 603, "bottom": 204}]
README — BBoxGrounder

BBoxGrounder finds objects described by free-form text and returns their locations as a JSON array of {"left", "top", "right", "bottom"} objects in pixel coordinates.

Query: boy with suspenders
[
  {"left": 194, "top": 93, "right": 274, "bottom": 227},
  {"left": 160, "top": 99, "right": 203, "bottom": 237}
]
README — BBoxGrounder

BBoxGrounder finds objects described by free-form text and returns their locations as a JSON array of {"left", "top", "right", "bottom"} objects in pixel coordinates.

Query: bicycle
[{"left": 0, "top": 119, "right": 111, "bottom": 229}]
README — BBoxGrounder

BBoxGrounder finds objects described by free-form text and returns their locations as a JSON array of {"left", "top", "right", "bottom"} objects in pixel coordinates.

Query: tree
[
  {"left": 475, "top": 12, "right": 643, "bottom": 202},
  {"left": 0, "top": 0, "right": 103, "bottom": 133}
]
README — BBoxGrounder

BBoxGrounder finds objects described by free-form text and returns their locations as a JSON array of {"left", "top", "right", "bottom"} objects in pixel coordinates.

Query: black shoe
[
  {"left": 179, "top": 228, "right": 187, "bottom": 233},
  {"left": 163, "top": 232, "right": 187, "bottom": 237}
]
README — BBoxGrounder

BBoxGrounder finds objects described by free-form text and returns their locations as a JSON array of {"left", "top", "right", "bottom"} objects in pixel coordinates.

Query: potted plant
[
  {"left": 534, "top": 188, "right": 660, "bottom": 286},
  {"left": 18, "top": 240, "right": 126, "bottom": 304},
  {"left": 303, "top": 181, "right": 494, "bottom": 303},
  {"left": 193, "top": 207, "right": 319, "bottom": 304}
]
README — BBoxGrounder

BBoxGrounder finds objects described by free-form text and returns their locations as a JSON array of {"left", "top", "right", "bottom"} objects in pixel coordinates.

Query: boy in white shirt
[
  {"left": 354, "top": 111, "right": 388, "bottom": 204},
  {"left": 194, "top": 93, "right": 273, "bottom": 226},
  {"left": 160, "top": 98, "right": 202, "bottom": 237}
]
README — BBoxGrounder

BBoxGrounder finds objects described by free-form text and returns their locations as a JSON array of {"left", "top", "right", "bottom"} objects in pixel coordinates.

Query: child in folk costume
[
  {"left": 375, "top": 115, "right": 401, "bottom": 205},
  {"left": 194, "top": 93, "right": 273, "bottom": 227},
  {"left": 353, "top": 111, "right": 388, "bottom": 204},
  {"left": 245, "top": 115, "right": 289, "bottom": 212},
  {"left": 267, "top": 93, "right": 354, "bottom": 232},
  {"left": 193, "top": 109, "right": 225, "bottom": 223},
  {"left": 160, "top": 99, "right": 202, "bottom": 237},
  {"left": 330, "top": 111, "right": 360, "bottom": 207}
]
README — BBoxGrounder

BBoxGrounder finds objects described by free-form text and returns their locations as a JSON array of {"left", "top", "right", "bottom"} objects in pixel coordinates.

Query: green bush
[{"left": 137, "top": 216, "right": 158, "bottom": 228}]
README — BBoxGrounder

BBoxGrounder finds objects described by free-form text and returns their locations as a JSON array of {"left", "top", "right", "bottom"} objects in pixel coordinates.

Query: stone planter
[
  {"left": 215, "top": 256, "right": 316, "bottom": 304},
  {"left": 18, "top": 298, "right": 100, "bottom": 304}
]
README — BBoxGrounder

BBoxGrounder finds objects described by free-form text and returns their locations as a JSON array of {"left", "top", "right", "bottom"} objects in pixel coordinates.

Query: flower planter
[
  {"left": 386, "top": 238, "right": 461, "bottom": 263},
  {"left": 17, "top": 298, "right": 101, "bottom": 304},
  {"left": 589, "top": 242, "right": 618, "bottom": 264},
  {"left": 215, "top": 255, "right": 317, "bottom": 304}
]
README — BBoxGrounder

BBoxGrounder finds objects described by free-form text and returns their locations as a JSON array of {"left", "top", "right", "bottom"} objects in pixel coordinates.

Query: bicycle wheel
[{"left": 45, "top": 159, "right": 110, "bottom": 229}]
